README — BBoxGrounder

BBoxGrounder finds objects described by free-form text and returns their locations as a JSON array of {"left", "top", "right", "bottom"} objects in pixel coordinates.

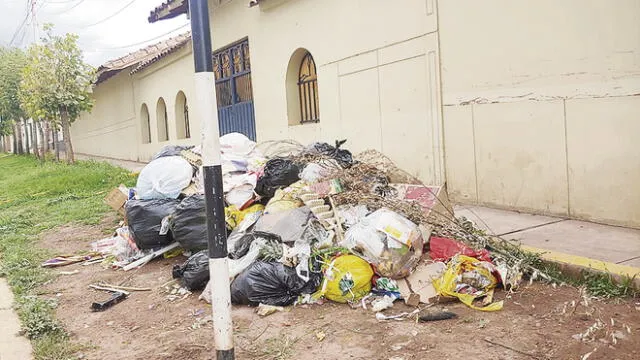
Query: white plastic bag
[
  {"left": 220, "top": 132, "right": 256, "bottom": 156},
  {"left": 136, "top": 156, "right": 193, "bottom": 200},
  {"left": 342, "top": 219, "right": 387, "bottom": 258}
]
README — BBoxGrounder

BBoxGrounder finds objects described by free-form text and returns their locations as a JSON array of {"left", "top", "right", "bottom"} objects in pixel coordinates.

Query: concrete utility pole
[
  {"left": 188, "top": 1, "right": 235, "bottom": 359},
  {"left": 31, "top": 0, "right": 37, "bottom": 43}
]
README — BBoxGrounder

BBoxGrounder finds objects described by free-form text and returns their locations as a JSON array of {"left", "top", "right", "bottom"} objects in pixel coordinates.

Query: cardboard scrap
[
  {"left": 399, "top": 262, "right": 447, "bottom": 305},
  {"left": 104, "top": 184, "right": 128, "bottom": 216}
]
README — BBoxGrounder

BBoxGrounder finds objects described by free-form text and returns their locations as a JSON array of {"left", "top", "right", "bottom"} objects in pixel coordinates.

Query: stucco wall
[
  {"left": 132, "top": 44, "right": 200, "bottom": 161},
  {"left": 72, "top": 45, "right": 200, "bottom": 163},
  {"left": 439, "top": 0, "right": 640, "bottom": 227},
  {"left": 210, "top": 0, "right": 444, "bottom": 184},
  {"left": 72, "top": 70, "right": 138, "bottom": 160}
]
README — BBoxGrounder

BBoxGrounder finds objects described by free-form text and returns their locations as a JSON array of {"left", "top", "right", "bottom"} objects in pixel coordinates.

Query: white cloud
[{"left": 0, "top": 0, "right": 189, "bottom": 67}]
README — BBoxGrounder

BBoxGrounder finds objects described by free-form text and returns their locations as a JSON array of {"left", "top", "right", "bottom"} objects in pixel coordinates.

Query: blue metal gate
[{"left": 213, "top": 39, "right": 256, "bottom": 141}]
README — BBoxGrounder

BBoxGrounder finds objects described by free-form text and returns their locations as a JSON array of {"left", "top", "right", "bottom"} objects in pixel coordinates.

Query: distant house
[{"left": 73, "top": 0, "right": 640, "bottom": 229}]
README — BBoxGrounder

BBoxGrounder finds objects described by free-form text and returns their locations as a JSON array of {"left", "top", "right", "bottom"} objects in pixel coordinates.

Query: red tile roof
[{"left": 95, "top": 32, "right": 191, "bottom": 85}]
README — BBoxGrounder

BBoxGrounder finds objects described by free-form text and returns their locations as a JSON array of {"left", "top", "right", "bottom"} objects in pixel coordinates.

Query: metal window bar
[
  {"left": 212, "top": 39, "right": 253, "bottom": 109},
  {"left": 163, "top": 106, "right": 169, "bottom": 141},
  {"left": 298, "top": 53, "right": 319, "bottom": 123},
  {"left": 184, "top": 103, "right": 191, "bottom": 138}
]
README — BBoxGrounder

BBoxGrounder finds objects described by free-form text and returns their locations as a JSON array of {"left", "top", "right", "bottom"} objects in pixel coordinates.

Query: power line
[
  {"left": 79, "top": 0, "right": 137, "bottom": 28},
  {"left": 42, "top": 0, "right": 86, "bottom": 14},
  {"left": 9, "top": 12, "right": 30, "bottom": 46},
  {"left": 84, "top": 23, "right": 189, "bottom": 51}
]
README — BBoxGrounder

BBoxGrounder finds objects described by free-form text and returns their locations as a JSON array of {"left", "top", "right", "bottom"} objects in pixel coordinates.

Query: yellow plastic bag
[
  {"left": 225, "top": 204, "right": 265, "bottom": 230},
  {"left": 432, "top": 255, "right": 503, "bottom": 311},
  {"left": 319, "top": 255, "right": 374, "bottom": 303}
]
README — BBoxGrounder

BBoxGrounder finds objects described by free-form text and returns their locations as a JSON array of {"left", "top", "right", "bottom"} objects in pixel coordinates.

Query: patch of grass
[
  {"left": 32, "top": 333, "right": 91, "bottom": 360},
  {"left": 0, "top": 154, "right": 135, "bottom": 359},
  {"left": 260, "top": 335, "right": 299, "bottom": 360},
  {"left": 582, "top": 271, "right": 639, "bottom": 299}
]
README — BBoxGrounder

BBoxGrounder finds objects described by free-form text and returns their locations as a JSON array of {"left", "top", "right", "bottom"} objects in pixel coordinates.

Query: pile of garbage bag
[{"left": 100, "top": 133, "right": 520, "bottom": 314}]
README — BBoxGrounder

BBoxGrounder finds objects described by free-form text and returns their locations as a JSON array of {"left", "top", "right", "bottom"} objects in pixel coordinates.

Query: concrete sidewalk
[
  {"left": 455, "top": 205, "right": 640, "bottom": 279},
  {"left": 0, "top": 279, "right": 32, "bottom": 360},
  {"left": 76, "top": 153, "right": 146, "bottom": 173}
]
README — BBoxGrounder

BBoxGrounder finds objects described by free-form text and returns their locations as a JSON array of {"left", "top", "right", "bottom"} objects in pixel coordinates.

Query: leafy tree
[
  {"left": 0, "top": 47, "right": 28, "bottom": 154},
  {"left": 20, "top": 25, "right": 94, "bottom": 164}
]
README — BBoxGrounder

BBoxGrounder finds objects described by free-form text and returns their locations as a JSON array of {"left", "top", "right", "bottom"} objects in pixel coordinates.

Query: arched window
[
  {"left": 140, "top": 103, "right": 151, "bottom": 144},
  {"left": 156, "top": 98, "right": 169, "bottom": 142},
  {"left": 298, "top": 53, "right": 319, "bottom": 123},
  {"left": 175, "top": 91, "right": 190, "bottom": 139},
  {"left": 286, "top": 49, "right": 320, "bottom": 125}
]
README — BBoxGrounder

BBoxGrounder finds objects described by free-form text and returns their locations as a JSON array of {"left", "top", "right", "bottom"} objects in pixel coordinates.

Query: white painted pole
[{"left": 188, "top": 1, "right": 234, "bottom": 359}]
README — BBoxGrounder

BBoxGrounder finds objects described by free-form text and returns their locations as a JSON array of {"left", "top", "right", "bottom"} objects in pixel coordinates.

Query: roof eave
[{"left": 148, "top": 0, "right": 189, "bottom": 23}]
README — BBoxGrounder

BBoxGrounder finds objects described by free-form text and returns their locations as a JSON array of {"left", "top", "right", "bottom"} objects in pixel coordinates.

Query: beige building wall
[
  {"left": 73, "top": 70, "right": 138, "bottom": 160},
  {"left": 209, "top": 0, "right": 445, "bottom": 185},
  {"left": 132, "top": 45, "right": 201, "bottom": 161},
  {"left": 72, "top": 45, "right": 200, "bottom": 162},
  {"left": 439, "top": 0, "right": 640, "bottom": 227}
]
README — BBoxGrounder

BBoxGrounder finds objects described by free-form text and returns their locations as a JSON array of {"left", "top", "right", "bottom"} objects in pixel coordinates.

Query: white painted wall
[
  {"left": 209, "top": 0, "right": 444, "bottom": 184},
  {"left": 72, "top": 45, "right": 200, "bottom": 162},
  {"left": 440, "top": 0, "right": 640, "bottom": 227},
  {"left": 133, "top": 44, "right": 201, "bottom": 161}
]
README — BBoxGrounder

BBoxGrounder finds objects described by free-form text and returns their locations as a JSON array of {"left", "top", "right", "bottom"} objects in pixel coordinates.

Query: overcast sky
[{"left": 0, "top": 0, "right": 189, "bottom": 67}]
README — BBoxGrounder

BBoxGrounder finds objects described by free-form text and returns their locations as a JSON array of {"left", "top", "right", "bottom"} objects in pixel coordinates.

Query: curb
[{"left": 522, "top": 245, "right": 640, "bottom": 289}]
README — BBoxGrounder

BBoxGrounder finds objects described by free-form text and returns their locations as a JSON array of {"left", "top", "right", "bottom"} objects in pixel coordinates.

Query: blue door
[{"left": 213, "top": 39, "right": 257, "bottom": 141}]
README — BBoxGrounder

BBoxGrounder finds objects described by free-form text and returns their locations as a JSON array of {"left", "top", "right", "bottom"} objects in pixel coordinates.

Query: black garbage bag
[
  {"left": 172, "top": 250, "right": 209, "bottom": 291},
  {"left": 152, "top": 145, "right": 194, "bottom": 161},
  {"left": 255, "top": 158, "right": 300, "bottom": 198},
  {"left": 125, "top": 198, "right": 181, "bottom": 249},
  {"left": 308, "top": 139, "right": 353, "bottom": 168},
  {"left": 230, "top": 261, "right": 320, "bottom": 306},
  {"left": 169, "top": 194, "right": 210, "bottom": 251},
  {"left": 227, "top": 231, "right": 282, "bottom": 259}
]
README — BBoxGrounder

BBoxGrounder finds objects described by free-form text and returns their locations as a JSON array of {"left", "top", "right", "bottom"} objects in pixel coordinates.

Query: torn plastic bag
[
  {"left": 225, "top": 210, "right": 264, "bottom": 258},
  {"left": 225, "top": 204, "right": 264, "bottom": 231},
  {"left": 254, "top": 206, "right": 312, "bottom": 243},
  {"left": 152, "top": 145, "right": 194, "bottom": 161},
  {"left": 433, "top": 255, "right": 503, "bottom": 311},
  {"left": 336, "top": 205, "right": 370, "bottom": 229},
  {"left": 125, "top": 198, "right": 181, "bottom": 249},
  {"left": 255, "top": 158, "right": 301, "bottom": 198},
  {"left": 230, "top": 261, "right": 321, "bottom": 306},
  {"left": 200, "top": 239, "right": 269, "bottom": 304},
  {"left": 430, "top": 236, "right": 492, "bottom": 263},
  {"left": 306, "top": 140, "right": 353, "bottom": 168},
  {"left": 229, "top": 231, "right": 281, "bottom": 260},
  {"left": 172, "top": 250, "right": 209, "bottom": 291},
  {"left": 300, "top": 219, "right": 335, "bottom": 249},
  {"left": 169, "top": 194, "right": 211, "bottom": 251},
  {"left": 136, "top": 156, "right": 194, "bottom": 200},
  {"left": 341, "top": 209, "right": 424, "bottom": 279}
]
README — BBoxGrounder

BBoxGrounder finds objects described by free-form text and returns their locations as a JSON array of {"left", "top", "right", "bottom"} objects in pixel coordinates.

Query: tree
[
  {"left": 20, "top": 25, "right": 94, "bottom": 164},
  {"left": 0, "top": 47, "right": 28, "bottom": 155}
]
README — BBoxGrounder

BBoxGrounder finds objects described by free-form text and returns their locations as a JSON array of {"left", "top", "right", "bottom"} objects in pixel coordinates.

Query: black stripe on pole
[
  {"left": 202, "top": 165, "right": 228, "bottom": 259},
  {"left": 217, "top": 349, "right": 235, "bottom": 360},
  {"left": 189, "top": 0, "right": 213, "bottom": 73}
]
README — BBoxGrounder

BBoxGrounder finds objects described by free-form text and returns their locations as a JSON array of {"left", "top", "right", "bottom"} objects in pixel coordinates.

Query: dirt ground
[{"left": 39, "top": 220, "right": 640, "bottom": 360}]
